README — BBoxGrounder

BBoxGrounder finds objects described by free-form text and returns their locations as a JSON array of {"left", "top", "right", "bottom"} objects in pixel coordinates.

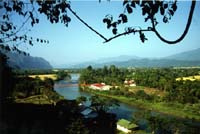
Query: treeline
[
  {"left": 79, "top": 65, "right": 128, "bottom": 85},
  {"left": 133, "top": 68, "right": 200, "bottom": 104},
  {"left": 13, "top": 69, "right": 55, "bottom": 75},
  {"left": 12, "top": 77, "right": 62, "bottom": 102},
  {"left": 55, "top": 70, "right": 71, "bottom": 81},
  {"left": 13, "top": 69, "right": 71, "bottom": 81},
  {"left": 0, "top": 53, "right": 62, "bottom": 101},
  {"left": 134, "top": 68, "right": 199, "bottom": 90}
]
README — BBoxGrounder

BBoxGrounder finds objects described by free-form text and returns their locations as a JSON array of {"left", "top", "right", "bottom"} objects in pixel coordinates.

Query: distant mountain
[
  {"left": 165, "top": 48, "right": 200, "bottom": 61},
  {"left": 72, "top": 59, "right": 200, "bottom": 68},
  {"left": 3, "top": 51, "right": 52, "bottom": 69},
  {"left": 70, "top": 48, "right": 200, "bottom": 68},
  {"left": 69, "top": 55, "right": 140, "bottom": 68},
  {"left": 106, "top": 59, "right": 200, "bottom": 68},
  {"left": 95, "top": 55, "right": 141, "bottom": 64}
]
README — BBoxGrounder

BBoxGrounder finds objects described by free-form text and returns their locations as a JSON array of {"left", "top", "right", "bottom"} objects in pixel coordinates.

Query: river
[
  {"left": 54, "top": 73, "right": 137, "bottom": 120},
  {"left": 54, "top": 74, "right": 200, "bottom": 132}
]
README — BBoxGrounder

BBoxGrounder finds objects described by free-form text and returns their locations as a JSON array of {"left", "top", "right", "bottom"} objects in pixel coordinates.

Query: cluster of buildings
[
  {"left": 80, "top": 80, "right": 138, "bottom": 133},
  {"left": 124, "top": 79, "right": 136, "bottom": 87},
  {"left": 83, "top": 79, "right": 136, "bottom": 91}
]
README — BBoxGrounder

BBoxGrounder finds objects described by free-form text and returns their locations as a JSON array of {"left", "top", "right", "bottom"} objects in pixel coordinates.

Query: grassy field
[
  {"left": 87, "top": 90, "right": 200, "bottom": 121},
  {"left": 129, "top": 86, "right": 166, "bottom": 97},
  {"left": 176, "top": 75, "right": 200, "bottom": 81},
  {"left": 29, "top": 74, "right": 57, "bottom": 80}
]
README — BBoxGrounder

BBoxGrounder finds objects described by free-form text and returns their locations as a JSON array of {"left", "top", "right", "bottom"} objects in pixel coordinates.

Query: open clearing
[
  {"left": 29, "top": 74, "right": 57, "bottom": 80},
  {"left": 129, "top": 86, "right": 166, "bottom": 97},
  {"left": 176, "top": 75, "right": 200, "bottom": 81}
]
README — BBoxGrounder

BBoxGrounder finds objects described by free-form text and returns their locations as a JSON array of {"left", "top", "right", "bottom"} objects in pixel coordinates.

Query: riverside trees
[{"left": 79, "top": 65, "right": 128, "bottom": 85}]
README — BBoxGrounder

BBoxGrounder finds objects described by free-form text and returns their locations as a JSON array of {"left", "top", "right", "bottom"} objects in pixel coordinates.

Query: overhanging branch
[
  {"left": 104, "top": 28, "right": 153, "bottom": 43},
  {"left": 68, "top": 6, "right": 108, "bottom": 41},
  {"left": 151, "top": 0, "right": 196, "bottom": 44}
]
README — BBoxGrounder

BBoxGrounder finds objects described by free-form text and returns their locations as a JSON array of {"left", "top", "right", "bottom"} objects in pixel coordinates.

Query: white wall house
[
  {"left": 89, "top": 83, "right": 112, "bottom": 91},
  {"left": 117, "top": 119, "right": 138, "bottom": 133},
  {"left": 124, "top": 79, "right": 136, "bottom": 87},
  {"left": 117, "top": 124, "right": 132, "bottom": 133}
]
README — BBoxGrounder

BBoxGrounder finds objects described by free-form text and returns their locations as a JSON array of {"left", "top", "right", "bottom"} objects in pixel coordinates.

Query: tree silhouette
[
  {"left": 102, "top": 0, "right": 196, "bottom": 44},
  {"left": 0, "top": 0, "right": 196, "bottom": 54},
  {"left": 0, "top": 0, "right": 70, "bottom": 54}
]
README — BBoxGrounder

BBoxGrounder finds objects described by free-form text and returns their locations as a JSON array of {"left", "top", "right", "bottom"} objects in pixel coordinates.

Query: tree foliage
[
  {"left": 55, "top": 70, "right": 71, "bottom": 81},
  {"left": 89, "top": 95, "right": 119, "bottom": 115},
  {"left": 134, "top": 68, "right": 200, "bottom": 104},
  {"left": 0, "top": 0, "right": 71, "bottom": 54},
  {"left": 132, "top": 110, "right": 199, "bottom": 134},
  {"left": 79, "top": 65, "right": 128, "bottom": 85}
]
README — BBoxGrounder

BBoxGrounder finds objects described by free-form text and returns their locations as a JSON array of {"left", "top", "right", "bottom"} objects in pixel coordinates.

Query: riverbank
[{"left": 81, "top": 88, "right": 200, "bottom": 122}]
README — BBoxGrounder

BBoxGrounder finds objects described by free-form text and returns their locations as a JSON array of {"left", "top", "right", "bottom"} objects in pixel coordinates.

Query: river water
[{"left": 54, "top": 73, "right": 137, "bottom": 120}]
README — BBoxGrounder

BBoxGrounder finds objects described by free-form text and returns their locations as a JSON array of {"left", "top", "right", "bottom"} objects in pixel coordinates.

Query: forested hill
[
  {"left": 3, "top": 51, "right": 52, "bottom": 69},
  {"left": 164, "top": 48, "right": 200, "bottom": 61},
  {"left": 72, "top": 59, "right": 200, "bottom": 68},
  {"left": 70, "top": 48, "right": 200, "bottom": 68}
]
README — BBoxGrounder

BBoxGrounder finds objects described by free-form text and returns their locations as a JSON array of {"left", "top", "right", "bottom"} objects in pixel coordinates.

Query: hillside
[
  {"left": 70, "top": 48, "right": 200, "bottom": 68},
  {"left": 165, "top": 48, "right": 200, "bottom": 61},
  {"left": 3, "top": 52, "right": 52, "bottom": 69}
]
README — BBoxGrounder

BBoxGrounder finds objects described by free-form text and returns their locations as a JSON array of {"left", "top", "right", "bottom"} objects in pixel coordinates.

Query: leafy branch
[
  {"left": 151, "top": 0, "right": 196, "bottom": 44},
  {"left": 67, "top": 0, "right": 196, "bottom": 44}
]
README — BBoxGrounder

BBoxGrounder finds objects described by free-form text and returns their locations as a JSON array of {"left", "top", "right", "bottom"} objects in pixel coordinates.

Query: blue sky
[{"left": 21, "top": 1, "right": 200, "bottom": 67}]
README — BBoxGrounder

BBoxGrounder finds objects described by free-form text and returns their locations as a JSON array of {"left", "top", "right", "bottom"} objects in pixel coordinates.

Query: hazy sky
[{"left": 19, "top": 1, "right": 200, "bottom": 67}]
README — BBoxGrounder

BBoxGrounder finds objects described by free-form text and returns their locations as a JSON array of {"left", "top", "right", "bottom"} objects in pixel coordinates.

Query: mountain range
[
  {"left": 69, "top": 48, "right": 200, "bottom": 68},
  {"left": 3, "top": 51, "right": 52, "bottom": 69}
]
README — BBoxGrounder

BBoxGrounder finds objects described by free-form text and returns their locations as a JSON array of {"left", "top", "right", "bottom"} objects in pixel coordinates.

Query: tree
[
  {"left": 0, "top": 0, "right": 196, "bottom": 55},
  {"left": 56, "top": 70, "right": 71, "bottom": 81},
  {"left": 0, "top": 52, "right": 14, "bottom": 100},
  {"left": 76, "top": 96, "right": 87, "bottom": 104},
  {"left": 65, "top": 118, "right": 89, "bottom": 134},
  {"left": 89, "top": 95, "right": 119, "bottom": 115}
]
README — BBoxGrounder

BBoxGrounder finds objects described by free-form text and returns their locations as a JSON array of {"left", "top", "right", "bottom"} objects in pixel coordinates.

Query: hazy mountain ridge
[
  {"left": 94, "top": 55, "right": 141, "bottom": 63},
  {"left": 70, "top": 48, "right": 200, "bottom": 68},
  {"left": 164, "top": 48, "right": 200, "bottom": 61},
  {"left": 3, "top": 52, "right": 52, "bottom": 69}
]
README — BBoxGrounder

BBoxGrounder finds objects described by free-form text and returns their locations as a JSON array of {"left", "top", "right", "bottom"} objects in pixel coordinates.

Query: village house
[
  {"left": 89, "top": 83, "right": 112, "bottom": 91},
  {"left": 124, "top": 79, "right": 136, "bottom": 87},
  {"left": 117, "top": 119, "right": 138, "bottom": 133}
]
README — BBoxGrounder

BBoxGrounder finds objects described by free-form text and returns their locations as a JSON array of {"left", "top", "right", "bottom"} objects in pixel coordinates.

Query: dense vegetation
[
  {"left": 134, "top": 68, "right": 200, "bottom": 104},
  {"left": 1, "top": 53, "right": 118, "bottom": 134},
  {"left": 79, "top": 65, "right": 200, "bottom": 133},
  {"left": 79, "top": 65, "right": 128, "bottom": 85},
  {"left": 80, "top": 66, "right": 200, "bottom": 104},
  {"left": 12, "top": 77, "right": 62, "bottom": 102}
]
